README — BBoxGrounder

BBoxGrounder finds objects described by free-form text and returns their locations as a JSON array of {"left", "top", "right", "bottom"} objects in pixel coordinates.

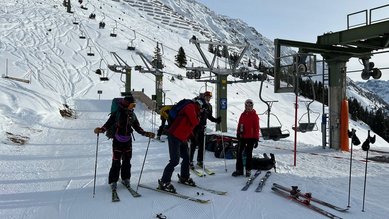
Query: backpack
[
  {"left": 167, "top": 99, "right": 193, "bottom": 125},
  {"left": 105, "top": 98, "right": 136, "bottom": 139},
  {"left": 252, "top": 153, "right": 276, "bottom": 171}
]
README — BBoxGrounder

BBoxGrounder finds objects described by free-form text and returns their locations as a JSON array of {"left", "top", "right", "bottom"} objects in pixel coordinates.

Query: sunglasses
[{"left": 245, "top": 102, "right": 253, "bottom": 106}]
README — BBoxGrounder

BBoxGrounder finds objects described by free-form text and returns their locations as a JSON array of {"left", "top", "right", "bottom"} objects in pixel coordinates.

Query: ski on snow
[
  {"left": 271, "top": 187, "right": 341, "bottom": 219},
  {"left": 177, "top": 174, "right": 226, "bottom": 195},
  {"left": 121, "top": 181, "right": 141, "bottom": 197},
  {"left": 255, "top": 171, "right": 271, "bottom": 192},
  {"left": 191, "top": 167, "right": 205, "bottom": 177},
  {"left": 241, "top": 170, "right": 261, "bottom": 191},
  {"left": 138, "top": 184, "right": 210, "bottom": 204},
  {"left": 272, "top": 183, "right": 348, "bottom": 212}
]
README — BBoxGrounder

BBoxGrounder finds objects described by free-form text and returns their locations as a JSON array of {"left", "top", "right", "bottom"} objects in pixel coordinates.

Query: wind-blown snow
[{"left": 0, "top": 0, "right": 388, "bottom": 219}]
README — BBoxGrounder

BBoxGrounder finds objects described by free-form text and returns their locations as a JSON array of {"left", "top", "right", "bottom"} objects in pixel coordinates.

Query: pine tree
[
  {"left": 152, "top": 43, "right": 163, "bottom": 69},
  {"left": 175, "top": 47, "right": 187, "bottom": 68}
]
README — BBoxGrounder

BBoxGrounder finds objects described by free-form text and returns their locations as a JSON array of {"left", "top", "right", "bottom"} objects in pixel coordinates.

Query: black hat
[
  {"left": 124, "top": 95, "right": 135, "bottom": 103},
  {"left": 121, "top": 95, "right": 135, "bottom": 107}
]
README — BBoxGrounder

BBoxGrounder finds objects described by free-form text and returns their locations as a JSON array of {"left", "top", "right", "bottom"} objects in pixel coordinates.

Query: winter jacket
[
  {"left": 237, "top": 109, "right": 260, "bottom": 140},
  {"left": 168, "top": 102, "right": 200, "bottom": 142},
  {"left": 102, "top": 106, "right": 145, "bottom": 142}
]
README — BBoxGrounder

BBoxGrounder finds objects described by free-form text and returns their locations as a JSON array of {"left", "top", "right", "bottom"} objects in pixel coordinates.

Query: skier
[
  {"left": 94, "top": 96, "right": 155, "bottom": 190},
  {"left": 189, "top": 91, "right": 221, "bottom": 168},
  {"left": 158, "top": 98, "right": 206, "bottom": 193},
  {"left": 232, "top": 99, "right": 260, "bottom": 177},
  {"left": 156, "top": 105, "right": 173, "bottom": 140}
]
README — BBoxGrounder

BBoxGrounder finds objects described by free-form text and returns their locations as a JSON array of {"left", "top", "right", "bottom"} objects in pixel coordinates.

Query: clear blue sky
[
  {"left": 196, "top": 0, "right": 389, "bottom": 81},
  {"left": 196, "top": 0, "right": 389, "bottom": 42}
]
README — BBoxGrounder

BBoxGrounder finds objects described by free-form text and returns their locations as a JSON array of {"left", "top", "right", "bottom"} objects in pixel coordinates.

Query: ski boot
[
  {"left": 231, "top": 170, "right": 243, "bottom": 177},
  {"left": 110, "top": 182, "right": 117, "bottom": 191},
  {"left": 122, "top": 179, "right": 130, "bottom": 187},
  {"left": 245, "top": 170, "right": 251, "bottom": 177},
  {"left": 158, "top": 179, "right": 176, "bottom": 193},
  {"left": 189, "top": 162, "right": 194, "bottom": 169},
  {"left": 178, "top": 174, "right": 196, "bottom": 187},
  {"left": 196, "top": 161, "right": 203, "bottom": 168}
]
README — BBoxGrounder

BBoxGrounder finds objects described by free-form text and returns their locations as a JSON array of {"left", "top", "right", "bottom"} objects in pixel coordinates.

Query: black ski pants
[
  {"left": 108, "top": 138, "right": 132, "bottom": 184},
  {"left": 235, "top": 138, "right": 255, "bottom": 172}
]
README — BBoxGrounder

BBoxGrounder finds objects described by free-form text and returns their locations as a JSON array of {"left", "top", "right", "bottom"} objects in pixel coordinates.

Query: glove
[
  {"left": 144, "top": 132, "right": 155, "bottom": 138},
  {"left": 216, "top": 116, "right": 221, "bottom": 124},
  {"left": 94, "top": 127, "right": 104, "bottom": 134},
  {"left": 253, "top": 140, "right": 258, "bottom": 148}
]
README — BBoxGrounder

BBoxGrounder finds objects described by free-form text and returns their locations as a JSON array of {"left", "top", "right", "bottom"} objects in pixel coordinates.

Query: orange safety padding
[{"left": 340, "top": 99, "right": 349, "bottom": 151}]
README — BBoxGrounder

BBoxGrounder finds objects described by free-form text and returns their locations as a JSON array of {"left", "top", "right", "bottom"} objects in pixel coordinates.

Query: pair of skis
[
  {"left": 241, "top": 170, "right": 272, "bottom": 192},
  {"left": 191, "top": 165, "right": 215, "bottom": 177},
  {"left": 111, "top": 182, "right": 141, "bottom": 202},
  {"left": 139, "top": 179, "right": 227, "bottom": 204},
  {"left": 272, "top": 183, "right": 348, "bottom": 219}
]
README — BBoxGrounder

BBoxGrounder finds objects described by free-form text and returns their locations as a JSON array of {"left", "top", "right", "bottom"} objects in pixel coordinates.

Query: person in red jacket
[
  {"left": 158, "top": 98, "right": 205, "bottom": 193},
  {"left": 232, "top": 99, "right": 260, "bottom": 177}
]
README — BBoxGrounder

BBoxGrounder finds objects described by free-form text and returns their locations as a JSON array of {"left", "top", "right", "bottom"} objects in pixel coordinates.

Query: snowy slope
[{"left": 0, "top": 0, "right": 388, "bottom": 219}]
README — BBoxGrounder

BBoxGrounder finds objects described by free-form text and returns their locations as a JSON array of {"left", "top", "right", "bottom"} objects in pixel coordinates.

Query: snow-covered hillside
[{"left": 1, "top": 0, "right": 389, "bottom": 219}]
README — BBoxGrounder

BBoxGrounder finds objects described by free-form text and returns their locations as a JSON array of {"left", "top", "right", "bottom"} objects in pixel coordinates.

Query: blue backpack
[{"left": 168, "top": 99, "right": 193, "bottom": 125}]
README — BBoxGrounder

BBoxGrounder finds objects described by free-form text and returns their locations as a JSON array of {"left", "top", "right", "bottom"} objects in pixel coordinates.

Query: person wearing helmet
[
  {"left": 189, "top": 91, "right": 221, "bottom": 169},
  {"left": 232, "top": 99, "right": 260, "bottom": 177}
]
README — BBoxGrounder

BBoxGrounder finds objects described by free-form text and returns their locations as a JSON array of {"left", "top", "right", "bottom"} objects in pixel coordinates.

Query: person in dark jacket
[
  {"left": 158, "top": 98, "right": 205, "bottom": 193},
  {"left": 189, "top": 91, "right": 221, "bottom": 168},
  {"left": 232, "top": 99, "right": 260, "bottom": 177},
  {"left": 94, "top": 96, "right": 155, "bottom": 190}
]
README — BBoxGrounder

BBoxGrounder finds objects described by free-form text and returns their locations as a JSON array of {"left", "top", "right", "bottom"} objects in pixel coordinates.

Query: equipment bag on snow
[
  {"left": 252, "top": 153, "right": 276, "bottom": 170},
  {"left": 167, "top": 99, "right": 193, "bottom": 125}
]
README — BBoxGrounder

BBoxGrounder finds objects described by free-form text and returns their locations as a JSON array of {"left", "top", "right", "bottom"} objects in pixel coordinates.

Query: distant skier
[
  {"left": 158, "top": 98, "right": 206, "bottom": 193},
  {"left": 94, "top": 95, "right": 155, "bottom": 190},
  {"left": 189, "top": 91, "right": 221, "bottom": 168},
  {"left": 232, "top": 99, "right": 260, "bottom": 177}
]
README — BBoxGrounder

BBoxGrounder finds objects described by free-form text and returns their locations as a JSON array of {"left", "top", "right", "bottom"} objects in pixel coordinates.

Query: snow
[{"left": 0, "top": 0, "right": 388, "bottom": 219}]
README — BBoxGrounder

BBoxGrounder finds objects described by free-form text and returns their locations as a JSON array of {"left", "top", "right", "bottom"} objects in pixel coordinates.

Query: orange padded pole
[{"left": 340, "top": 99, "right": 349, "bottom": 151}]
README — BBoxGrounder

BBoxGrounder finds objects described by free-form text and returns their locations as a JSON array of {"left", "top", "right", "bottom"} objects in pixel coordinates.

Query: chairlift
[
  {"left": 79, "top": 30, "right": 86, "bottom": 39},
  {"left": 292, "top": 76, "right": 320, "bottom": 132},
  {"left": 72, "top": 16, "right": 79, "bottom": 25},
  {"left": 87, "top": 46, "right": 95, "bottom": 56},
  {"left": 127, "top": 30, "right": 136, "bottom": 50},
  {"left": 258, "top": 74, "right": 290, "bottom": 141},
  {"left": 86, "top": 39, "right": 94, "bottom": 56},
  {"left": 95, "top": 59, "right": 109, "bottom": 81},
  {"left": 110, "top": 21, "right": 118, "bottom": 37}
]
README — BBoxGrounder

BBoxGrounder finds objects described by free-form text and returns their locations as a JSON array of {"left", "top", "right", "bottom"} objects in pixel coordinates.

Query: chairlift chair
[
  {"left": 127, "top": 30, "right": 136, "bottom": 50},
  {"left": 86, "top": 46, "right": 94, "bottom": 56},
  {"left": 79, "top": 30, "right": 86, "bottom": 39},
  {"left": 110, "top": 21, "right": 118, "bottom": 37},
  {"left": 110, "top": 27, "right": 117, "bottom": 37},
  {"left": 258, "top": 73, "right": 290, "bottom": 141},
  {"left": 292, "top": 76, "right": 320, "bottom": 133}
]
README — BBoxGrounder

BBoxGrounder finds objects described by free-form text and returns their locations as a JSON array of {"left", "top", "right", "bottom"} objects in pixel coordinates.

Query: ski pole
[
  {"left": 202, "top": 126, "right": 206, "bottom": 174},
  {"left": 93, "top": 133, "right": 99, "bottom": 198},
  {"left": 347, "top": 130, "right": 355, "bottom": 208},
  {"left": 362, "top": 145, "right": 369, "bottom": 212},
  {"left": 137, "top": 137, "right": 151, "bottom": 192},
  {"left": 220, "top": 123, "right": 227, "bottom": 172}
]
